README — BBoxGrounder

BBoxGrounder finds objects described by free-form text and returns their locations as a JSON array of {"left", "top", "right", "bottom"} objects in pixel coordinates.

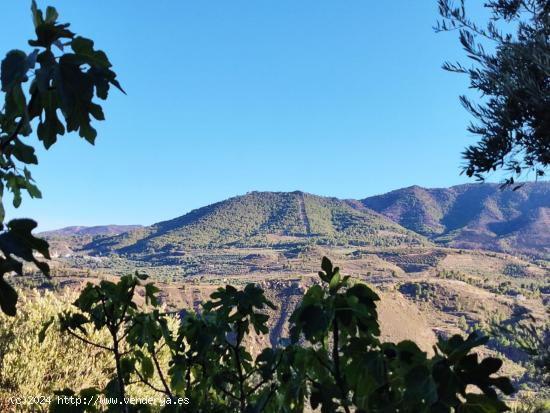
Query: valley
[{"left": 13, "top": 183, "right": 550, "bottom": 389}]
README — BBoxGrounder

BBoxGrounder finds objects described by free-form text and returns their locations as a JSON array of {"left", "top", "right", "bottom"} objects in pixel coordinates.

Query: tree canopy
[
  {"left": 437, "top": 0, "right": 550, "bottom": 186},
  {"left": 0, "top": 1, "right": 122, "bottom": 315},
  {"left": 41, "top": 257, "right": 514, "bottom": 413}
]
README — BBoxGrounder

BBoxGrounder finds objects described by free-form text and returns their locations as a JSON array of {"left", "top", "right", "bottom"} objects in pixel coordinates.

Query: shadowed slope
[{"left": 362, "top": 182, "right": 550, "bottom": 257}]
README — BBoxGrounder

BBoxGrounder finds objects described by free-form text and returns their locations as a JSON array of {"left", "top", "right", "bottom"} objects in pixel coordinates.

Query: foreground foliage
[
  {"left": 0, "top": 1, "right": 121, "bottom": 316},
  {"left": 0, "top": 289, "right": 178, "bottom": 412},
  {"left": 0, "top": 291, "right": 112, "bottom": 410},
  {"left": 34, "top": 258, "right": 515, "bottom": 412},
  {"left": 437, "top": 0, "right": 550, "bottom": 185}
]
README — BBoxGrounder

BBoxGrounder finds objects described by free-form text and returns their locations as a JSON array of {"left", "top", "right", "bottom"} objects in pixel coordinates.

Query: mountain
[
  {"left": 362, "top": 182, "right": 550, "bottom": 258},
  {"left": 41, "top": 225, "right": 144, "bottom": 258},
  {"left": 45, "top": 183, "right": 550, "bottom": 261},
  {"left": 36, "top": 186, "right": 550, "bottom": 390},
  {"left": 20, "top": 189, "right": 550, "bottom": 398},
  {"left": 85, "top": 191, "right": 428, "bottom": 256},
  {"left": 41, "top": 225, "right": 143, "bottom": 237}
]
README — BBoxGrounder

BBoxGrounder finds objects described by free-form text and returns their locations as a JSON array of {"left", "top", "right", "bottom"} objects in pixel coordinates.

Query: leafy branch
[{"left": 0, "top": 1, "right": 122, "bottom": 316}]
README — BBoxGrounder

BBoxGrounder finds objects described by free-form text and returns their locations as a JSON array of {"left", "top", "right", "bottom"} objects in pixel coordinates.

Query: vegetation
[
  {"left": 363, "top": 182, "right": 550, "bottom": 259},
  {"left": 491, "top": 307, "right": 550, "bottom": 390},
  {"left": 1, "top": 258, "right": 511, "bottom": 412},
  {"left": 0, "top": 1, "right": 121, "bottom": 315},
  {"left": 0, "top": 2, "right": 547, "bottom": 413},
  {"left": 455, "top": 305, "right": 550, "bottom": 402},
  {"left": 83, "top": 192, "right": 426, "bottom": 258},
  {"left": 0, "top": 291, "right": 113, "bottom": 408},
  {"left": 511, "top": 395, "right": 550, "bottom": 413},
  {"left": 0, "top": 289, "right": 179, "bottom": 412},
  {"left": 437, "top": 0, "right": 550, "bottom": 184},
  {"left": 436, "top": 269, "right": 547, "bottom": 299},
  {"left": 503, "top": 264, "right": 528, "bottom": 279}
]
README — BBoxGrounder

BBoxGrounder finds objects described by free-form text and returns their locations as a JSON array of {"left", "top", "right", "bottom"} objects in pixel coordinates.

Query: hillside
[
  {"left": 42, "top": 182, "right": 550, "bottom": 264},
  {"left": 362, "top": 182, "right": 550, "bottom": 258},
  {"left": 19, "top": 243, "right": 548, "bottom": 390},
  {"left": 41, "top": 225, "right": 143, "bottom": 238},
  {"left": 32, "top": 184, "right": 550, "bottom": 396},
  {"left": 85, "top": 191, "right": 427, "bottom": 257},
  {"left": 40, "top": 225, "right": 144, "bottom": 258}
]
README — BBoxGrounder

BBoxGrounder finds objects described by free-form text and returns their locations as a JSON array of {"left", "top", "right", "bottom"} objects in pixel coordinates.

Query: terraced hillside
[
  {"left": 16, "top": 244, "right": 548, "bottom": 392},
  {"left": 29, "top": 183, "right": 550, "bottom": 397}
]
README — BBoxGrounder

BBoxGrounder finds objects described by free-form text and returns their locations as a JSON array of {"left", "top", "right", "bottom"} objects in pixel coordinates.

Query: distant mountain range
[
  {"left": 362, "top": 182, "right": 550, "bottom": 258},
  {"left": 44, "top": 182, "right": 550, "bottom": 260},
  {"left": 42, "top": 225, "right": 143, "bottom": 237}
]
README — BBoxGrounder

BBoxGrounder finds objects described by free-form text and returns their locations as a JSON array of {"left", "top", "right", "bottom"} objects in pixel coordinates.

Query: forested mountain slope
[
  {"left": 86, "top": 191, "right": 426, "bottom": 256},
  {"left": 44, "top": 183, "right": 550, "bottom": 260}
]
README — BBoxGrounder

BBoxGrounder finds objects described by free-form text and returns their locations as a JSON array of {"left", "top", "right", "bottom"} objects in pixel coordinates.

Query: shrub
[
  {"left": 39, "top": 258, "right": 514, "bottom": 413},
  {"left": 0, "top": 291, "right": 112, "bottom": 409}
]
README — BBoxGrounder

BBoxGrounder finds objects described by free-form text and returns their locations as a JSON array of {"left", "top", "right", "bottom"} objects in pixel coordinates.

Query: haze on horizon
[{"left": 0, "top": 0, "right": 540, "bottom": 231}]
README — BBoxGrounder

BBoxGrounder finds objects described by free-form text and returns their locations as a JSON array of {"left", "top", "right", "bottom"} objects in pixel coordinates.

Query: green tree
[
  {"left": 436, "top": 0, "right": 550, "bottom": 185},
  {"left": 50, "top": 274, "right": 286, "bottom": 413},
  {"left": 287, "top": 257, "right": 513, "bottom": 413},
  {"left": 53, "top": 273, "right": 155, "bottom": 413},
  {"left": 0, "top": 1, "right": 122, "bottom": 315},
  {"left": 48, "top": 258, "right": 514, "bottom": 413},
  {"left": 492, "top": 305, "right": 550, "bottom": 390}
]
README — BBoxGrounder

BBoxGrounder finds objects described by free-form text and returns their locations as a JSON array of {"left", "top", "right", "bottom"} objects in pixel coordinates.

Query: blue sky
[{"left": 1, "top": 1, "right": 494, "bottom": 230}]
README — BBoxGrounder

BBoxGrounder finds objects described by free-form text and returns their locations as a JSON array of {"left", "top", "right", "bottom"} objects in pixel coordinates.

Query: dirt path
[{"left": 298, "top": 192, "right": 311, "bottom": 235}]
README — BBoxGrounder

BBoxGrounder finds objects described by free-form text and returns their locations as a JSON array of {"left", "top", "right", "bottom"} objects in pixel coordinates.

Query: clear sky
[{"left": 1, "top": 1, "right": 497, "bottom": 230}]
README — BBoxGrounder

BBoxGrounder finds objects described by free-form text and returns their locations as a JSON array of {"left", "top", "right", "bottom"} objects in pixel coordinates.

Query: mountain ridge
[
  {"left": 84, "top": 191, "right": 427, "bottom": 256},
  {"left": 43, "top": 182, "right": 550, "bottom": 260},
  {"left": 362, "top": 182, "right": 550, "bottom": 258},
  {"left": 41, "top": 225, "right": 144, "bottom": 237}
]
